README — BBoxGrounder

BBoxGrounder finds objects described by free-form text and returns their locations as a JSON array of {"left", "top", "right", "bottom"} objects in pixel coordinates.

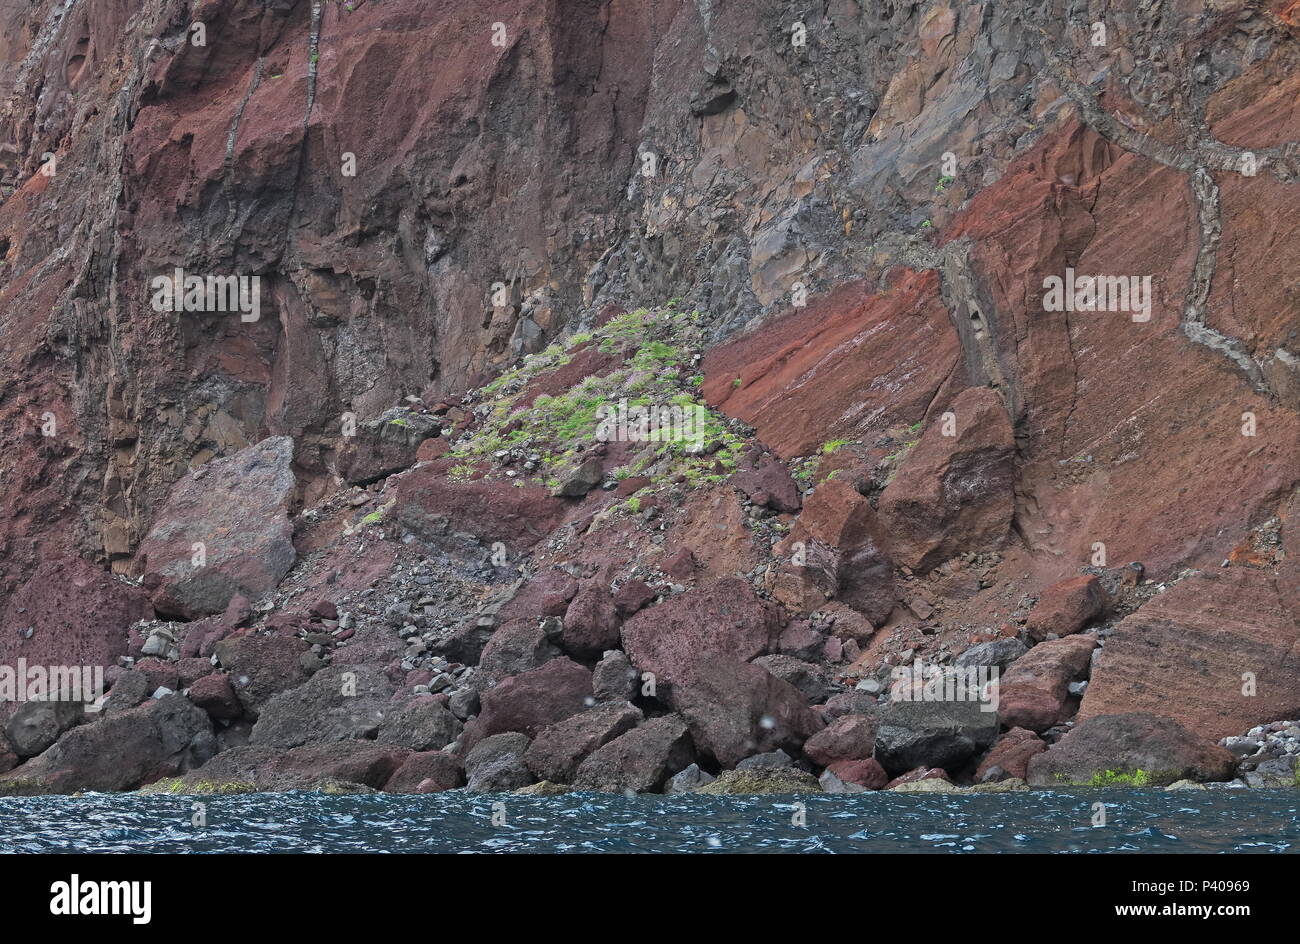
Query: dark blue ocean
[{"left": 1, "top": 789, "right": 1296, "bottom": 853}]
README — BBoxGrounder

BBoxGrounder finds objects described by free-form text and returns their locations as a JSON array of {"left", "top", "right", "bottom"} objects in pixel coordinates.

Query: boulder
[
  {"left": 250, "top": 665, "right": 394, "bottom": 749},
  {"left": 997, "top": 635, "right": 1097, "bottom": 733},
  {"left": 592, "top": 650, "right": 639, "bottom": 701},
  {"left": 777, "top": 478, "right": 895, "bottom": 624},
  {"left": 464, "top": 732, "right": 534, "bottom": 792},
  {"left": 665, "top": 763, "right": 716, "bottom": 794},
  {"left": 187, "top": 673, "right": 243, "bottom": 720},
  {"left": 4, "top": 701, "right": 84, "bottom": 758},
  {"left": 574, "top": 715, "right": 695, "bottom": 793},
  {"left": 669, "top": 655, "right": 823, "bottom": 768},
  {"left": 384, "top": 751, "right": 465, "bottom": 793},
  {"left": 1026, "top": 575, "right": 1109, "bottom": 640},
  {"left": 730, "top": 453, "right": 801, "bottom": 513},
  {"left": 375, "top": 697, "right": 463, "bottom": 751},
  {"left": 0, "top": 695, "right": 215, "bottom": 795},
  {"left": 561, "top": 584, "right": 621, "bottom": 658},
  {"left": 137, "top": 436, "right": 297, "bottom": 618},
  {"left": 213, "top": 633, "right": 313, "bottom": 719},
  {"left": 167, "top": 742, "right": 410, "bottom": 792},
  {"left": 621, "top": 577, "right": 781, "bottom": 690},
  {"left": 803, "top": 713, "right": 878, "bottom": 767},
  {"left": 478, "top": 618, "right": 558, "bottom": 680},
  {"left": 751, "top": 654, "right": 830, "bottom": 703},
  {"left": 1027, "top": 713, "right": 1237, "bottom": 786},
  {"left": 525, "top": 701, "right": 643, "bottom": 782},
  {"left": 612, "top": 578, "right": 655, "bottom": 616},
  {"left": 954, "top": 637, "right": 1027, "bottom": 671},
  {"left": 874, "top": 696, "right": 999, "bottom": 776},
  {"left": 103, "top": 670, "right": 152, "bottom": 716},
  {"left": 465, "top": 658, "right": 593, "bottom": 748},
  {"left": 0, "top": 557, "right": 152, "bottom": 725},
  {"left": 826, "top": 757, "right": 889, "bottom": 790},
  {"left": 975, "top": 727, "right": 1047, "bottom": 781},
  {"left": 1079, "top": 570, "right": 1300, "bottom": 740},
  {"left": 876, "top": 387, "right": 1015, "bottom": 572}
]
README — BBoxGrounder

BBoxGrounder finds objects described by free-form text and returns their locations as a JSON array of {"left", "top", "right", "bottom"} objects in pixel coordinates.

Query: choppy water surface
[{"left": 1, "top": 789, "right": 1295, "bottom": 853}]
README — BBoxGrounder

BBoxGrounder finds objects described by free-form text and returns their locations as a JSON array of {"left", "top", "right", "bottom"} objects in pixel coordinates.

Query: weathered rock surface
[
  {"left": 1080, "top": 570, "right": 1300, "bottom": 740},
  {"left": 1026, "top": 576, "right": 1109, "bottom": 641},
  {"left": 1027, "top": 713, "right": 1237, "bottom": 787},
  {"left": 874, "top": 696, "right": 1000, "bottom": 776},
  {"left": 876, "top": 388, "right": 1016, "bottom": 573},
  {"left": 0, "top": 696, "right": 214, "bottom": 795},
  {"left": 525, "top": 701, "right": 643, "bottom": 783},
  {"left": 137, "top": 437, "right": 297, "bottom": 618},
  {"left": 997, "top": 635, "right": 1098, "bottom": 733},
  {"left": 375, "top": 697, "right": 463, "bottom": 752},
  {"left": 250, "top": 666, "right": 394, "bottom": 749},
  {"left": 213, "top": 634, "right": 313, "bottom": 719},
  {"left": 464, "top": 658, "right": 593, "bottom": 748},
  {"left": 574, "top": 715, "right": 694, "bottom": 794}
]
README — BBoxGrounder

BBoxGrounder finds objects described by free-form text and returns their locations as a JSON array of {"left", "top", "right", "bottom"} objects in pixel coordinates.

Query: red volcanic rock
[
  {"left": 497, "top": 569, "right": 580, "bottom": 622},
  {"left": 1027, "top": 713, "right": 1236, "bottom": 787},
  {"left": 0, "top": 556, "right": 152, "bottom": 723},
  {"left": 776, "top": 478, "right": 895, "bottom": 624},
  {"left": 703, "top": 271, "right": 959, "bottom": 458},
  {"left": 478, "top": 618, "right": 559, "bottom": 681},
  {"left": 803, "top": 713, "right": 878, "bottom": 767},
  {"left": 525, "top": 701, "right": 643, "bottom": 783},
  {"left": 827, "top": 758, "right": 889, "bottom": 790},
  {"left": 885, "top": 767, "right": 952, "bottom": 789},
  {"left": 174, "top": 743, "right": 412, "bottom": 793},
  {"left": 464, "top": 658, "right": 594, "bottom": 750},
  {"left": 384, "top": 751, "right": 464, "bottom": 794},
  {"left": 213, "top": 634, "right": 313, "bottom": 719},
  {"left": 660, "top": 547, "right": 697, "bottom": 581},
  {"left": 997, "top": 635, "right": 1097, "bottom": 733},
  {"left": 561, "top": 583, "right": 621, "bottom": 658},
  {"left": 188, "top": 673, "right": 243, "bottom": 720},
  {"left": 0, "top": 695, "right": 214, "bottom": 795},
  {"left": 975, "top": 727, "right": 1047, "bottom": 781},
  {"left": 668, "top": 654, "right": 823, "bottom": 768},
  {"left": 391, "top": 465, "right": 571, "bottom": 550},
  {"left": 1026, "top": 575, "right": 1109, "bottom": 641},
  {"left": 574, "top": 715, "right": 695, "bottom": 794},
  {"left": 876, "top": 387, "right": 1015, "bottom": 573},
  {"left": 730, "top": 452, "right": 801, "bottom": 513},
  {"left": 1079, "top": 569, "right": 1300, "bottom": 740},
  {"left": 613, "top": 578, "right": 656, "bottom": 616},
  {"left": 620, "top": 577, "right": 782, "bottom": 689},
  {"left": 137, "top": 437, "right": 297, "bottom": 618}
]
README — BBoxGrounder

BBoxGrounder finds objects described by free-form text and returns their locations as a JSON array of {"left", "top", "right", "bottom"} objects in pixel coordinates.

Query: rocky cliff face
[{"left": 1, "top": 0, "right": 1298, "bottom": 793}]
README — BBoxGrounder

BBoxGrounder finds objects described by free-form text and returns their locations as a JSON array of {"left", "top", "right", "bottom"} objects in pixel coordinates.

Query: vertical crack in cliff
[
  {"left": 219, "top": 58, "right": 265, "bottom": 258},
  {"left": 305, "top": 1, "right": 322, "bottom": 126}
]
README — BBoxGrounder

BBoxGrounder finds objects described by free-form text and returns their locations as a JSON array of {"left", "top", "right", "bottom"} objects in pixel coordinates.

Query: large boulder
[
  {"left": 213, "top": 634, "right": 314, "bottom": 719},
  {"left": 392, "top": 465, "right": 570, "bottom": 550},
  {"left": 0, "top": 557, "right": 152, "bottom": 724},
  {"left": 1079, "top": 570, "right": 1300, "bottom": 740},
  {"left": 574, "top": 715, "right": 695, "bottom": 793},
  {"left": 668, "top": 655, "right": 823, "bottom": 768},
  {"left": 997, "top": 635, "right": 1097, "bottom": 733},
  {"left": 621, "top": 577, "right": 781, "bottom": 691},
  {"left": 561, "top": 584, "right": 621, "bottom": 658},
  {"left": 137, "top": 436, "right": 297, "bottom": 618},
  {"left": 954, "top": 637, "right": 1027, "bottom": 670},
  {"left": 803, "top": 713, "right": 878, "bottom": 767},
  {"left": 464, "top": 732, "right": 534, "bottom": 792},
  {"left": 384, "top": 751, "right": 465, "bottom": 793},
  {"left": 1026, "top": 575, "right": 1109, "bottom": 641},
  {"left": 874, "top": 694, "right": 1000, "bottom": 776},
  {"left": 775, "top": 478, "right": 895, "bottom": 624},
  {"left": 250, "top": 665, "right": 394, "bottom": 749},
  {"left": 975, "top": 727, "right": 1047, "bottom": 782},
  {"left": 164, "top": 741, "right": 411, "bottom": 792},
  {"left": 375, "top": 697, "right": 463, "bottom": 752},
  {"left": 876, "top": 387, "right": 1015, "bottom": 572},
  {"left": 525, "top": 701, "right": 643, "bottom": 783},
  {"left": 4, "top": 701, "right": 84, "bottom": 758},
  {"left": 751, "top": 654, "right": 830, "bottom": 703},
  {"left": 464, "top": 658, "right": 593, "bottom": 749},
  {"left": 0, "top": 695, "right": 215, "bottom": 795},
  {"left": 478, "top": 618, "right": 559, "bottom": 680},
  {"left": 1026, "top": 713, "right": 1237, "bottom": 786}
]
